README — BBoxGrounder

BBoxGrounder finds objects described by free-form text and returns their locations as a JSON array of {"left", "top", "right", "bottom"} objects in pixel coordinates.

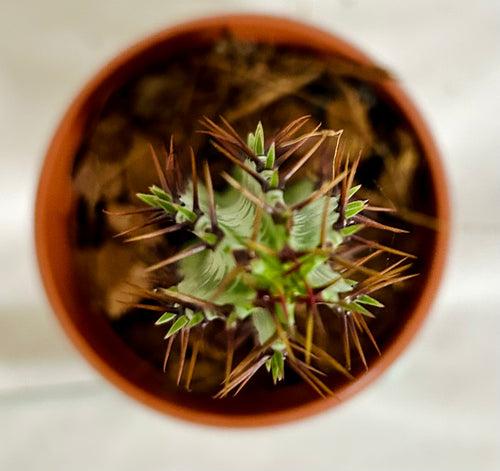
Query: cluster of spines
[{"left": 111, "top": 116, "right": 416, "bottom": 397}]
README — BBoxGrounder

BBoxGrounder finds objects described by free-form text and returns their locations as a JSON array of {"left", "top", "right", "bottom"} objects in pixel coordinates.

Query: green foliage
[{"left": 117, "top": 117, "right": 413, "bottom": 396}]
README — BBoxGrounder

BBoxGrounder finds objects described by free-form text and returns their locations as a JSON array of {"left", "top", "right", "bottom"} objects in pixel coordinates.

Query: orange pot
[{"left": 35, "top": 14, "right": 450, "bottom": 427}]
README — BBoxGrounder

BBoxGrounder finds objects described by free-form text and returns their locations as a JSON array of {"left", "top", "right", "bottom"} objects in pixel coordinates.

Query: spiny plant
[{"left": 112, "top": 116, "right": 416, "bottom": 398}]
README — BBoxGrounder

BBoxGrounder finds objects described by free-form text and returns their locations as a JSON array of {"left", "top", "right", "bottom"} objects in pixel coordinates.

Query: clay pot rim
[{"left": 35, "top": 13, "right": 450, "bottom": 428}]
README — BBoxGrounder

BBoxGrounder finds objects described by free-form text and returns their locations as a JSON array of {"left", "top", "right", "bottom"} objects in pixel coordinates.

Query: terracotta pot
[{"left": 35, "top": 14, "right": 450, "bottom": 427}]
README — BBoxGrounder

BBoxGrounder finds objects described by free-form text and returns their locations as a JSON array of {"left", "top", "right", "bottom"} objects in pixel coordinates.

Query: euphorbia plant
[{"left": 113, "top": 116, "right": 415, "bottom": 397}]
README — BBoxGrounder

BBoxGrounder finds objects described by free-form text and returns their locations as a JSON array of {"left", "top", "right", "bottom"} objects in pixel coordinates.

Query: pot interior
[{"left": 42, "top": 21, "right": 442, "bottom": 421}]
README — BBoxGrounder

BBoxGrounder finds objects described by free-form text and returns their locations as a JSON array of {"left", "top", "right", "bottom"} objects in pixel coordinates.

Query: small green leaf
[
  {"left": 356, "top": 294, "right": 384, "bottom": 308},
  {"left": 290, "top": 196, "right": 339, "bottom": 251},
  {"left": 270, "top": 350, "right": 285, "bottom": 384},
  {"left": 321, "top": 285, "right": 340, "bottom": 302},
  {"left": 274, "top": 301, "right": 295, "bottom": 325},
  {"left": 268, "top": 170, "right": 279, "bottom": 188},
  {"left": 196, "top": 231, "right": 218, "bottom": 246},
  {"left": 149, "top": 185, "right": 172, "bottom": 201},
  {"left": 175, "top": 205, "right": 197, "bottom": 223},
  {"left": 345, "top": 200, "right": 366, "bottom": 219},
  {"left": 137, "top": 193, "right": 161, "bottom": 208},
  {"left": 321, "top": 277, "right": 354, "bottom": 300},
  {"left": 251, "top": 307, "right": 276, "bottom": 344},
  {"left": 343, "top": 302, "right": 375, "bottom": 318},
  {"left": 155, "top": 312, "right": 177, "bottom": 325},
  {"left": 187, "top": 311, "right": 204, "bottom": 328},
  {"left": 348, "top": 184, "right": 362, "bottom": 199},
  {"left": 254, "top": 122, "right": 265, "bottom": 155},
  {"left": 261, "top": 170, "right": 279, "bottom": 189},
  {"left": 340, "top": 223, "right": 364, "bottom": 237},
  {"left": 155, "top": 198, "right": 177, "bottom": 213},
  {"left": 266, "top": 142, "right": 275, "bottom": 169},
  {"left": 178, "top": 241, "right": 235, "bottom": 302},
  {"left": 330, "top": 230, "right": 344, "bottom": 247},
  {"left": 247, "top": 132, "right": 255, "bottom": 152},
  {"left": 165, "top": 315, "right": 189, "bottom": 338}
]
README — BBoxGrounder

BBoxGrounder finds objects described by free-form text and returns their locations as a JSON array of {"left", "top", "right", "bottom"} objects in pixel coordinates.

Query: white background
[{"left": 1, "top": 1, "right": 499, "bottom": 470}]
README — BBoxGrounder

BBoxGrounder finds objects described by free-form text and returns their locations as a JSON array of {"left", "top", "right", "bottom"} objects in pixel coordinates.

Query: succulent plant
[{"left": 114, "top": 116, "right": 415, "bottom": 397}]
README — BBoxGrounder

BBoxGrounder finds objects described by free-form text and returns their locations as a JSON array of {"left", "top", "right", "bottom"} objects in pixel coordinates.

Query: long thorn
[
  {"left": 276, "top": 124, "right": 322, "bottom": 166},
  {"left": 224, "top": 328, "right": 235, "bottom": 388},
  {"left": 125, "top": 222, "right": 188, "bottom": 243},
  {"left": 353, "top": 214, "right": 409, "bottom": 233},
  {"left": 291, "top": 169, "right": 348, "bottom": 210},
  {"left": 356, "top": 313, "right": 381, "bottom": 355},
  {"left": 219, "top": 116, "right": 257, "bottom": 160},
  {"left": 351, "top": 235, "right": 416, "bottom": 259},
  {"left": 203, "top": 160, "right": 218, "bottom": 231},
  {"left": 305, "top": 312, "right": 314, "bottom": 365},
  {"left": 104, "top": 207, "right": 157, "bottom": 217},
  {"left": 163, "top": 335, "right": 176, "bottom": 372},
  {"left": 113, "top": 213, "right": 167, "bottom": 238},
  {"left": 177, "top": 328, "right": 189, "bottom": 385},
  {"left": 343, "top": 314, "right": 351, "bottom": 370},
  {"left": 348, "top": 316, "right": 367, "bottom": 369},
  {"left": 282, "top": 133, "right": 328, "bottom": 184},
  {"left": 145, "top": 243, "right": 206, "bottom": 272},
  {"left": 189, "top": 147, "right": 199, "bottom": 212},
  {"left": 156, "top": 288, "right": 221, "bottom": 312},
  {"left": 185, "top": 330, "right": 201, "bottom": 391},
  {"left": 149, "top": 143, "right": 169, "bottom": 192},
  {"left": 211, "top": 140, "right": 268, "bottom": 188},
  {"left": 221, "top": 172, "right": 273, "bottom": 213},
  {"left": 274, "top": 115, "right": 311, "bottom": 145},
  {"left": 330, "top": 130, "right": 343, "bottom": 181}
]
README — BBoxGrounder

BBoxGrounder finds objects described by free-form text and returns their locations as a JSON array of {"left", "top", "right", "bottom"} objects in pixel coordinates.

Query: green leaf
[
  {"left": 247, "top": 132, "right": 255, "bottom": 152},
  {"left": 178, "top": 241, "right": 236, "bottom": 301},
  {"left": 289, "top": 196, "right": 339, "bottom": 251},
  {"left": 283, "top": 179, "right": 314, "bottom": 205},
  {"left": 175, "top": 205, "right": 197, "bottom": 223},
  {"left": 155, "top": 312, "right": 177, "bottom": 325},
  {"left": 251, "top": 307, "right": 276, "bottom": 344},
  {"left": 261, "top": 170, "right": 279, "bottom": 189},
  {"left": 217, "top": 277, "right": 255, "bottom": 307},
  {"left": 217, "top": 162, "right": 260, "bottom": 242},
  {"left": 149, "top": 185, "right": 172, "bottom": 201},
  {"left": 136, "top": 193, "right": 161, "bottom": 208},
  {"left": 157, "top": 200, "right": 177, "bottom": 213},
  {"left": 270, "top": 350, "right": 285, "bottom": 384},
  {"left": 308, "top": 262, "right": 353, "bottom": 301},
  {"left": 340, "top": 223, "right": 364, "bottom": 237},
  {"left": 356, "top": 294, "right": 384, "bottom": 308},
  {"left": 320, "top": 277, "right": 354, "bottom": 302},
  {"left": 165, "top": 315, "right": 189, "bottom": 338},
  {"left": 265, "top": 189, "right": 284, "bottom": 207},
  {"left": 187, "top": 311, "right": 204, "bottom": 328},
  {"left": 137, "top": 193, "right": 177, "bottom": 213},
  {"left": 254, "top": 122, "right": 265, "bottom": 155},
  {"left": 343, "top": 302, "right": 375, "bottom": 318},
  {"left": 345, "top": 200, "right": 366, "bottom": 219},
  {"left": 305, "top": 261, "right": 336, "bottom": 288},
  {"left": 266, "top": 142, "right": 275, "bottom": 169},
  {"left": 258, "top": 212, "right": 287, "bottom": 251},
  {"left": 330, "top": 230, "right": 344, "bottom": 247},
  {"left": 348, "top": 184, "right": 362, "bottom": 199},
  {"left": 274, "top": 301, "right": 295, "bottom": 325}
]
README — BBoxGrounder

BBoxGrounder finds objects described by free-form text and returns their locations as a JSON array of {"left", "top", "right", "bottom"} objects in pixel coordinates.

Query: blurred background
[{"left": 1, "top": 1, "right": 499, "bottom": 470}]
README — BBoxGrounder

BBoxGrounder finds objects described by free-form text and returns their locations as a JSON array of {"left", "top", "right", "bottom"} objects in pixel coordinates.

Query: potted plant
[{"left": 35, "top": 14, "right": 449, "bottom": 426}]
